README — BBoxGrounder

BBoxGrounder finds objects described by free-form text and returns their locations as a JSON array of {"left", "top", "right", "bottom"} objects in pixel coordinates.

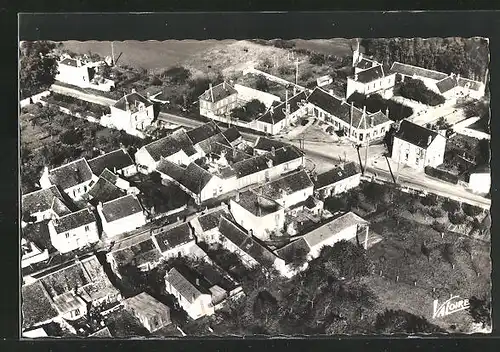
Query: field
[
  {"left": 61, "top": 40, "right": 234, "bottom": 73},
  {"left": 293, "top": 38, "right": 354, "bottom": 56}
]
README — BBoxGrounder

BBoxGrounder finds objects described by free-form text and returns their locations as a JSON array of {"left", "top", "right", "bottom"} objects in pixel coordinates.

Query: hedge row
[{"left": 424, "top": 166, "right": 459, "bottom": 184}]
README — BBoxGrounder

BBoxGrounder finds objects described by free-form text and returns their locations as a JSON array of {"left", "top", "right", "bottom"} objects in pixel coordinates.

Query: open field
[
  {"left": 293, "top": 38, "right": 354, "bottom": 56},
  {"left": 62, "top": 40, "right": 234, "bottom": 73}
]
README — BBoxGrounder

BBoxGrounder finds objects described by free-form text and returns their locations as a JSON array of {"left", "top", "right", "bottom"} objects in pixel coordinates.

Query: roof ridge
[
  {"left": 49, "top": 157, "right": 87, "bottom": 172},
  {"left": 55, "top": 207, "right": 91, "bottom": 220},
  {"left": 392, "top": 61, "right": 448, "bottom": 76},
  {"left": 103, "top": 193, "right": 137, "bottom": 205}
]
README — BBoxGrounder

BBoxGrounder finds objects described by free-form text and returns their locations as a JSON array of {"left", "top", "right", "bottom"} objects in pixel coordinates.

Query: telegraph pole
[
  {"left": 395, "top": 147, "right": 402, "bottom": 183},
  {"left": 111, "top": 42, "right": 115, "bottom": 65},
  {"left": 295, "top": 58, "right": 299, "bottom": 86},
  {"left": 364, "top": 137, "right": 369, "bottom": 176}
]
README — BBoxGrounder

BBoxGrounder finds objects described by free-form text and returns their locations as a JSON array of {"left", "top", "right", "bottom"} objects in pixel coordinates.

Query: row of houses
[{"left": 55, "top": 55, "right": 116, "bottom": 92}]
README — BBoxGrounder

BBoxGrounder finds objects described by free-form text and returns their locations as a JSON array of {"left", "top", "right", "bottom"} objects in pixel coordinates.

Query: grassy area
[
  {"left": 61, "top": 40, "right": 233, "bottom": 73},
  {"left": 293, "top": 39, "right": 354, "bottom": 56}
]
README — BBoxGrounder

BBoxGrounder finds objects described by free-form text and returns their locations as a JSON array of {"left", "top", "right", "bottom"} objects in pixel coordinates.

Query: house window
[
  {"left": 74, "top": 308, "right": 80, "bottom": 316},
  {"left": 381, "top": 127, "right": 385, "bottom": 133},
  {"left": 405, "top": 152, "right": 409, "bottom": 161},
  {"left": 213, "top": 188, "right": 218, "bottom": 196},
  {"left": 359, "top": 133, "right": 364, "bottom": 141},
  {"left": 416, "top": 157, "right": 420, "bottom": 164},
  {"left": 284, "top": 163, "right": 289, "bottom": 170},
  {"left": 275, "top": 214, "right": 280, "bottom": 223},
  {"left": 65, "top": 233, "right": 70, "bottom": 238},
  {"left": 85, "top": 225, "right": 90, "bottom": 232}
]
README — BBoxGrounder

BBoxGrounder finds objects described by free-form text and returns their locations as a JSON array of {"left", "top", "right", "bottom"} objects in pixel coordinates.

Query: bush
[
  {"left": 150, "top": 76, "right": 162, "bottom": 86},
  {"left": 398, "top": 78, "right": 446, "bottom": 106},
  {"left": 278, "top": 65, "right": 294, "bottom": 76},
  {"left": 427, "top": 207, "right": 444, "bottom": 218},
  {"left": 431, "top": 221, "right": 446, "bottom": 233},
  {"left": 424, "top": 166, "right": 459, "bottom": 184},
  {"left": 442, "top": 199, "right": 461, "bottom": 214},
  {"left": 272, "top": 39, "right": 295, "bottom": 49},
  {"left": 299, "top": 71, "right": 313, "bottom": 82},
  {"left": 462, "top": 203, "right": 483, "bottom": 217},
  {"left": 255, "top": 76, "right": 270, "bottom": 92},
  {"left": 309, "top": 53, "right": 326, "bottom": 66},
  {"left": 448, "top": 211, "right": 466, "bottom": 225},
  {"left": 163, "top": 66, "right": 191, "bottom": 85},
  {"left": 420, "top": 194, "right": 438, "bottom": 207}
]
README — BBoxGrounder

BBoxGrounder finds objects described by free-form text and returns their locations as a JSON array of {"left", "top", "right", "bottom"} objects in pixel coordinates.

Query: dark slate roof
[
  {"left": 354, "top": 65, "right": 385, "bottom": 83},
  {"left": 366, "top": 111, "right": 391, "bottom": 127},
  {"left": 234, "top": 190, "right": 282, "bottom": 217},
  {"left": 307, "top": 88, "right": 351, "bottom": 121},
  {"left": 51, "top": 198, "right": 72, "bottom": 217},
  {"left": 186, "top": 122, "right": 221, "bottom": 145},
  {"left": 231, "top": 146, "right": 303, "bottom": 178},
  {"left": 314, "top": 162, "right": 360, "bottom": 190},
  {"left": 253, "top": 137, "right": 288, "bottom": 152},
  {"left": 390, "top": 62, "right": 449, "bottom": 81},
  {"left": 152, "top": 223, "right": 194, "bottom": 253},
  {"left": 111, "top": 238, "right": 162, "bottom": 268},
  {"left": 143, "top": 129, "right": 197, "bottom": 162},
  {"left": 458, "top": 77, "right": 483, "bottom": 92},
  {"left": 196, "top": 133, "right": 232, "bottom": 155},
  {"left": 101, "top": 195, "right": 143, "bottom": 223},
  {"left": 275, "top": 237, "right": 310, "bottom": 263},
  {"left": 436, "top": 76, "right": 458, "bottom": 94},
  {"left": 87, "top": 177, "right": 125, "bottom": 204},
  {"left": 156, "top": 158, "right": 185, "bottom": 183},
  {"left": 88, "top": 149, "right": 135, "bottom": 176},
  {"left": 199, "top": 82, "right": 238, "bottom": 103},
  {"left": 258, "top": 91, "right": 308, "bottom": 125},
  {"left": 60, "top": 58, "right": 79, "bottom": 67},
  {"left": 52, "top": 208, "right": 96, "bottom": 234},
  {"left": 219, "top": 216, "right": 250, "bottom": 246},
  {"left": 197, "top": 209, "right": 228, "bottom": 231},
  {"left": 99, "top": 169, "right": 118, "bottom": 184},
  {"left": 113, "top": 92, "right": 153, "bottom": 111},
  {"left": 257, "top": 169, "right": 313, "bottom": 200},
  {"left": 22, "top": 220, "right": 54, "bottom": 253},
  {"left": 394, "top": 120, "right": 440, "bottom": 149},
  {"left": 179, "top": 163, "right": 214, "bottom": 194},
  {"left": 165, "top": 267, "right": 209, "bottom": 304},
  {"left": 48, "top": 158, "right": 94, "bottom": 190},
  {"left": 124, "top": 292, "right": 171, "bottom": 321},
  {"left": 22, "top": 281, "right": 59, "bottom": 330},
  {"left": 89, "top": 327, "right": 113, "bottom": 338},
  {"left": 22, "top": 186, "right": 68, "bottom": 216},
  {"left": 356, "top": 58, "right": 374, "bottom": 70},
  {"left": 221, "top": 127, "right": 242, "bottom": 144}
]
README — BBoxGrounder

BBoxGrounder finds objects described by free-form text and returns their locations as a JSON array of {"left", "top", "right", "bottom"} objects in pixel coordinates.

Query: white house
[
  {"left": 151, "top": 222, "right": 196, "bottom": 259},
  {"left": 229, "top": 190, "right": 285, "bottom": 241},
  {"left": 55, "top": 57, "right": 115, "bottom": 92},
  {"left": 87, "top": 148, "right": 137, "bottom": 178},
  {"left": 307, "top": 87, "right": 393, "bottom": 144},
  {"left": 134, "top": 128, "right": 199, "bottom": 173},
  {"left": 199, "top": 81, "right": 239, "bottom": 118},
  {"left": 165, "top": 266, "right": 215, "bottom": 320},
  {"left": 39, "top": 158, "right": 97, "bottom": 201},
  {"left": 21, "top": 186, "right": 71, "bottom": 225},
  {"left": 312, "top": 161, "right": 361, "bottom": 199},
  {"left": 109, "top": 90, "right": 155, "bottom": 133},
  {"left": 468, "top": 165, "right": 491, "bottom": 195},
  {"left": 391, "top": 120, "right": 447, "bottom": 171},
  {"left": 255, "top": 169, "right": 314, "bottom": 209},
  {"left": 21, "top": 238, "right": 49, "bottom": 268},
  {"left": 47, "top": 208, "right": 99, "bottom": 254},
  {"left": 302, "top": 212, "right": 369, "bottom": 259},
  {"left": 97, "top": 194, "right": 147, "bottom": 237},
  {"left": 189, "top": 206, "right": 231, "bottom": 243}
]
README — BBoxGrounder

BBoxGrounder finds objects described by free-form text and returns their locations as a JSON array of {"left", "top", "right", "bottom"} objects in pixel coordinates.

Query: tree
[
  {"left": 468, "top": 296, "right": 491, "bottom": 329},
  {"left": 19, "top": 41, "right": 58, "bottom": 99},
  {"left": 150, "top": 76, "right": 162, "bottom": 86},
  {"left": 253, "top": 290, "right": 278, "bottom": 325},
  {"left": 255, "top": 76, "right": 270, "bottom": 92},
  {"left": 164, "top": 66, "right": 191, "bottom": 85},
  {"left": 462, "top": 203, "right": 483, "bottom": 217},
  {"left": 318, "top": 241, "right": 369, "bottom": 279},
  {"left": 309, "top": 53, "right": 326, "bottom": 65},
  {"left": 441, "top": 243, "right": 456, "bottom": 266},
  {"left": 398, "top": 79, "right": 445, "bottom": 106},
  {"left": 448, "top": 211, "right": 466, "bottom": 225},
  {"left": 442, "top": 199, "right": 461, "bottom": 214}
]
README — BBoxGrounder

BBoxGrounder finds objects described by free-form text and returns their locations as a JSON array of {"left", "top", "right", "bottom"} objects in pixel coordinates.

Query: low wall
[
  {"left": 244, "top": 67, "right": 307, "bottom": 91},
  {"left": 20, "top": 90, "right": 51, "bottom": 108},
  {"left": 234, "top": 84, "right": 281, "bottom": 107}
]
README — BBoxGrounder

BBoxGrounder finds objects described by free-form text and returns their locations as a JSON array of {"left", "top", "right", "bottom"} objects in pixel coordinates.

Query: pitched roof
[
  {"left": 199, "top": 82, "right": 237, "bottom": 103},
  {"left": 307, "top": 88, "right": 351, "bottom": 123},
  {"left": 113, "top": 92, "right": 153, "bottom": 111},
  {"left": 353, "top": 65, "right": 385, "bottom": 83},
  {"left": 143, "top": 129, "right": 197, "bottom": 162},
  {"left": 356, "top": 58, "right": 375, "bottom": 70},
  {"left": 275, "top": 237, "right": 310, "bottom": 263},
  {"left": 253, "top": 137, "right": 288, "bottom": 152},
  {"left": 197, "top": 209, "right": 229, "bottom": 232},
  {"left": 233, "top": 190, "right": 282, "bottom": 217},
  {"left": 101, "top": 195, "right": 143, "bottom": 223},
  {"left": 22, "top": 186, "right": 69, "bottom": 217},
  {"left": 52, "top": 291, "right": 86, "bottom": 315},
  {"left": 390, "top": 62, "right": 449, "bottom": 81},
  {"left": 257, "top": 91, "right": 308, "bottom": 124},
  {"left": 256, "top": 169, "right": 313, "bottom": 200},
  {"left": 394, "top": 120, "right": 440, "bottom": 149},
  {"left": 99, "top": 169, "right": 118, "bottom": 184},
  {"left": 179, "top": 163, "right": 214, "bottom": 194},
  {"left": 22, "top": 281, "right": 59, "bottom": 329},
  {"left": 48, "top": 158, "right": 94, "bottom": 190},
  {"left": 87, "top": 176, "right": 125, "bottom": 204},
  {"left": 89, "top": 327, "right": 113, "bottom": 338},
  {"left": 314, "top": 162, "right": 360, "bottom": 190},
  {"left": 111, "top": 237, "right": 162, "bottom": 268},
  {"left": 458, "top": 77, "right": 483, "bottom": 92},
  {"left": 60, "top": 58, "right": 79, "bottom": 67},
  {"left": 221, "top": 127, "right": 242, "bottom": 144},
  {"left": 51, "top": 197, "right": 72, "bottom": 217},
  {"left": 165, "top": 267, "right": 209, "bottom": 303},
  {"left": 124, "top": 292, "right": 171, "bottom": 320},
  {"left": 88, "top": 149, "right": 135, "bottom": 176},
  {"left": 436, "top": 76, "right": 458, "bottom": 94},
  {"left": 218, "top": 217, "right": 276, "bottom": 267},
  {"left": 196, "top": 133, "right": 232, "bottom": 155},
  {"left": 156, "top": 158, "right": 185, "bottom": 183},
  {"left": 186, "top": 121, "right": 221, "bottom": 145},
  {"left": 152, "top": 222, "right": 194, "bottom": 253},
  {"left": 303, "top": 212, "right": 368, "bottom": 248},
  {"left": 52, "top": 208, "right": 96, "bottom": 234}
]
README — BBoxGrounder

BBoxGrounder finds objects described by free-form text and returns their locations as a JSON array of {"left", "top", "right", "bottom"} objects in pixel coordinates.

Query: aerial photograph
[{"left": 20, "top": 37, "right": 491, "bottom": 338}]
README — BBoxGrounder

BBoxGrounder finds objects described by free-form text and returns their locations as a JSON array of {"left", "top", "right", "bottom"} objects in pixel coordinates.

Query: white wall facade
[
  {"left": 315, "top": 174, "right": 361, "bottom": 199},
  {"left": 391, "top": 134, "right": 446, "bottom": 171},
  {"left": 274, "top": 186, "right": 314, "bottom": 208},
  {"left": 48, "top": 221, "right": 99, "bottom": 254},
  {"left": 469, "top": 173, "right": 491, "bottom": 195},
  {"left": 234, "top": 84, "right": 281, "bottom": 108},
  {"left": 109, "top": 104, "right": 154, "bottom": 133},
  {"left": 165, "top": 280, "right": 215, "bottom": 320},
  {"left": 21, "top": 246, "right": 50, "bottom": 268},
  {"left": 346, "top": 74, "right": 395, "bottom": 99},
  {"left": 308, "top": 225, "right": 358, "bottom": 259},
  {"left": 98, "top": 210, "right": 147, "bottom": 237},
  {"left": 200, "top": 94, "right": 239, "bottom": 117}
]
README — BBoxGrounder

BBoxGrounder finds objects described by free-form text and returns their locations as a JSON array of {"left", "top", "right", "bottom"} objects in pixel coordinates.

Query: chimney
[
  {"left": 313, "top": 172, "right": 318, "bottom": 181},
  {"left": 427, "top": 135, "right": 433, "bottom": 146},
  {"left": 266, "top": 159, "right": 274, "bottom": 168},
  {"left": 235, "top": 192, "right": 240, "bottom": 202},
  {"left": 195, "top": 278, "right": 200, "bottom": 286},
  {"left": 223, "top": 81, "right": 226, "bottom": 90},
  {"left": 270, "top": 106, "right": 274, "bottom": 115},
  {"left": 97, "top": 201, "right": 103, "bottom": 210},
  {"left": 293, "top": 86, "right": 297, "bottom": 95},
  {"left": 362, "top": 106, "right": 366, "bottom": 116},
  {"left": 271, "top": 146, "right": 276, "bottom": 156},
  {"left": 355, "top": 73, "right": 358, "bottom": 81},
  {"left": 385, "top": 107, "right": 390, "bottom": 119},
  {"left": 457, "top": 73, "right": 461, "bottom": 82},
  {"left": 329, "top": 89, "right": 334, "bottom": 95},
  {"left": 209, "top": 83, "right": 214, "bottom": 102},
  {"left": 131, "top": 88, "right": 136, "bottom": 94}
]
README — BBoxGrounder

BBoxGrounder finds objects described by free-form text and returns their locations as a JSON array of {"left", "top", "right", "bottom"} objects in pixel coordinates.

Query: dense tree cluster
[
  {"left": 230, "top": 99, "right": 266, "bottom": 122},
  {"left": 468, "top": 296, "right": 491, "bottom": 329},
  {"left": 398, "top": 79, "right": 446, "bottom": 106},
  {"left": 162, "top": 66, "right": 192, "bottom": 85},
  {"left": 461, "top": 100, "right": 490, "bottom": 134},
  {"left": 362, "top": 37, "right": 489, "bottom": 81},
  {"left": 347, "top": 92, "right": 413, "bottom": 121},
  {"left": 19, "top": 41, "right": 59, "bottom": 99}
]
